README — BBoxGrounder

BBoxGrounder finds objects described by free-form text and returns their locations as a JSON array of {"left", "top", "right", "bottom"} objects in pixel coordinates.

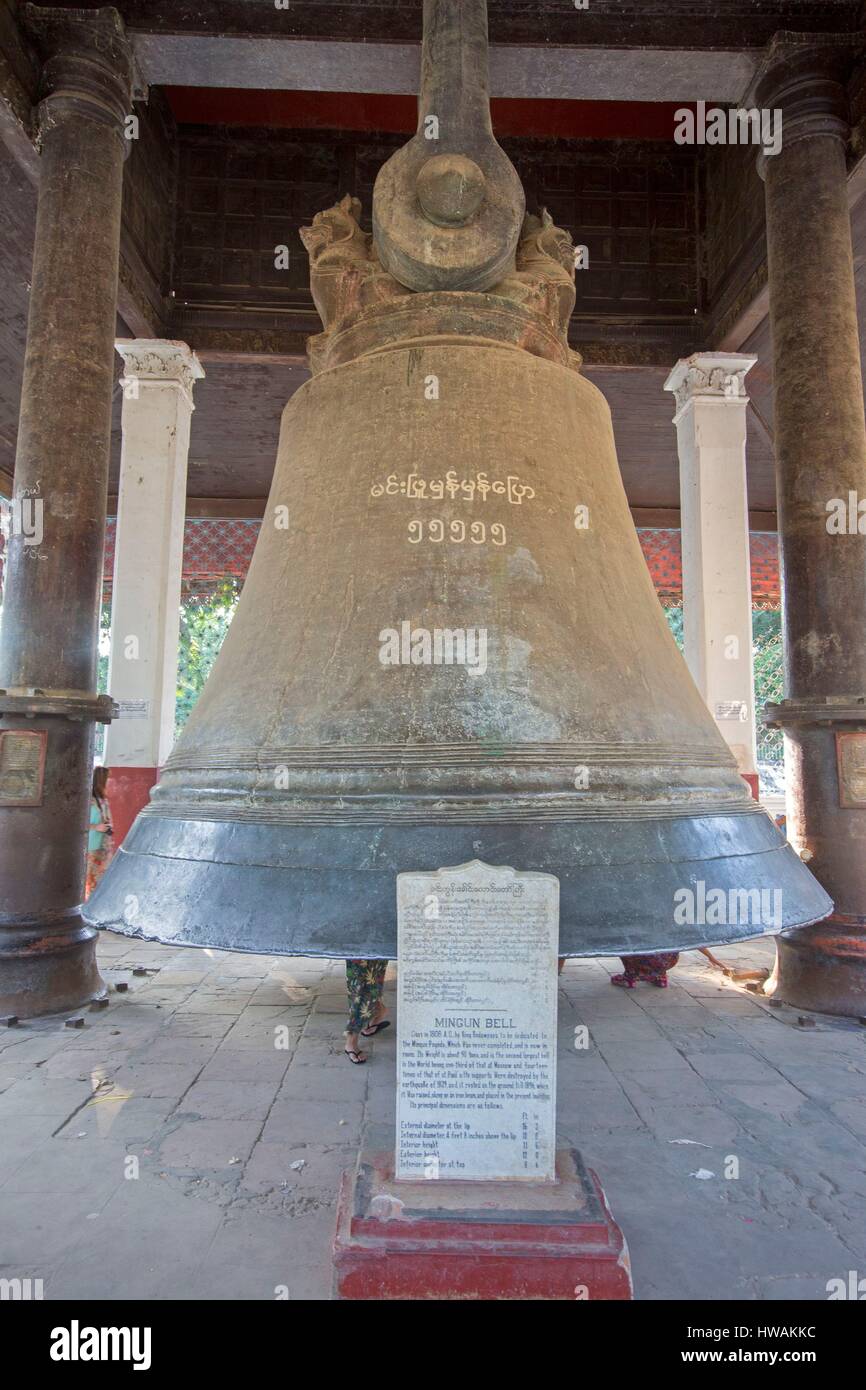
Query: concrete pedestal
[{"left": 333, "top": 1148, "right": 632, "bottom": 1300}]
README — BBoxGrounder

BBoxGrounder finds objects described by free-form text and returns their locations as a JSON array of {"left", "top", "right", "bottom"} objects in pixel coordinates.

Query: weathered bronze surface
[{"left": 86, "top": 1, "right": 830, "bottom": 959}]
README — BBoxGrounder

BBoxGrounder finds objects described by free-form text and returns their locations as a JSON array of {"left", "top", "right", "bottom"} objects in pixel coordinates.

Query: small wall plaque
[
  {"left": 714, "top": 700, "right": 749, "bottom": 722},
  {"left": 836, "top": 732, "right": 866, "bottom": 809},
  {"left": 115, "top": 700, "right": 150, "bottom": 719},
  {"left": 0, "top": 730, "right": 48, "bottom": 806}
]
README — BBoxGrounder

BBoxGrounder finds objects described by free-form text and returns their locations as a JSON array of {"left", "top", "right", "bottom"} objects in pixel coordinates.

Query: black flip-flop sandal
[
  {"left": 360, "top": 1020, "right": 391, "bottom": 1037},
  {"left": 344, "top": 1048, "right": 367, "bottom": 1064}
]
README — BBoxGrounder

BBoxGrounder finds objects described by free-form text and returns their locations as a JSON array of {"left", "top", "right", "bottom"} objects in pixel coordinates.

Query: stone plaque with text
[
  {"left": 0, "top": 730, "right": 47, "bottom": 806},
  {"left": 396, "top": 860, "right": 559, "bottom": 1182},
  {"left": 837, "top": 732, "right": 866, "bottom": 809}
]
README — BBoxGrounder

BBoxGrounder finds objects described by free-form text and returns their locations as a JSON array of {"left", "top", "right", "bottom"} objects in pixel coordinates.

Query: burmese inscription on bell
[{"left": 396, "top": 860, "right": 559, "bottom": 1181}]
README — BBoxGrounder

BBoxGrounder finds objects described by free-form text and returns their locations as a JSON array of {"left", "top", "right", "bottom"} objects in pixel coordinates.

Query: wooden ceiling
[{"left": 56, "top": 0, "right": 864, "bottom": 48}]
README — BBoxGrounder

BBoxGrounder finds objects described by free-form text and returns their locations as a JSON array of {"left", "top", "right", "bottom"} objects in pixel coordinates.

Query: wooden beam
[
  {"left": 169, "top": 313, "right": 313, "bottom": 361},
  {"left": 103, "top": 497, "right": 783, "bottom": 532},
  {"left": 748, "top": 398, "right": 775, "bottom": 453},
  {"left": 195, "top": 349, "right": 308, "bottom": 368},
  {"left": 182, "top": 497, "right": 268, "bottom": 520},
  {"left": 85, "top": 0, "right": 851, "bottom": 49},
  {"left": 117, "top": 240, "right": 163, "bottom": 339},
  {"left": 630, "top": 506, "right": 777, "bottom": 532},
  {"left": 715, "top": 283, "right": 771, "bottom": 354},
  {"left": 105, "top": 495, "right": 268, "bottom": 520},
  {"left": 133, "top": 33, "right": 759, "bottom": 103}
]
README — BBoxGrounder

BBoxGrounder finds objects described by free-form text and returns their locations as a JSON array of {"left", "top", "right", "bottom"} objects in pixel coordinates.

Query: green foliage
[
  {"left": 665, "top": 605, "right": 684, "bottom": 650},
  {"left": 95, "top": 582, "right": 241, "bottom": 755},
  {"left": 175, "top": 578, "right": 241, "bottom": 734},
  {"left": 752, "top": 608, "right": 784, "bottom": 764},
  {"left": 666, "top": 602, "right": 785, "bottom": 779},
  {"left": 95, "top": 600, "right": 112, "bottom": 761}
]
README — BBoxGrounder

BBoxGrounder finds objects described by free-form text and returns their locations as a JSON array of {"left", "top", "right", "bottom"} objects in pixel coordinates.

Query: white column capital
[
  {"left": 115, "top": 339, "right": 205, "bottom": 408},
  {"left": 664, "top": 352, "right": 757, "bottom": 423}
]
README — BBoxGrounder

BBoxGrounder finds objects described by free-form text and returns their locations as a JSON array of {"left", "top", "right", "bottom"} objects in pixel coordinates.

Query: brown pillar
[
  {"left": 756, "top": 35, "right": 866, "bottom": 1015},
  {"left": 0, "top": 7, "right": 132, "bottom": 1016}
]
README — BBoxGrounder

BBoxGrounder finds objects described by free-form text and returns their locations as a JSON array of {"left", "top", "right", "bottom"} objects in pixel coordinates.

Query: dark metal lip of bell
[
  {"left": 82, "top": 819, "right": 834, "bottom": 960},
  {"left": 79, "top": 923, "right": 835, "bottom": 962}
]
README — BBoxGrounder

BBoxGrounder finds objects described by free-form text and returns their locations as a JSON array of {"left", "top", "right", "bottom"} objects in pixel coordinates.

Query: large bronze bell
[{"left": 85, "top": 0, "right": 830, "bottom": 957}]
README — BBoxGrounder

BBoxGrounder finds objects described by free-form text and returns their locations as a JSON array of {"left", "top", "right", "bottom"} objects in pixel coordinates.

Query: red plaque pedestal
[{"left": 333, "top": 1148, "right": 632, "bottom": 1300}]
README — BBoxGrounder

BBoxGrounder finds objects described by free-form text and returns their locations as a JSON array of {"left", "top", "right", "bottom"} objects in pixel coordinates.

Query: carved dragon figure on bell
[
  {"left": 301, "top": 195, "right": 581, "bottom": 373},
  {"left": 491, "top": 209, "right": 577, "bottom": 337},
  {"left": 300, "top": 194, "right": 411, "bottom": 370}
]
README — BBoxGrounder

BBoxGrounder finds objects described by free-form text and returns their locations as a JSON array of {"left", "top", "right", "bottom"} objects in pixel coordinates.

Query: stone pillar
[
  {"left": 665, "top": 352, "right": 759, "bottom": 794},
  {"left": 0, "top": 7, "right": 132, "bottom": 1017},
  {"left": 105, "top": 341, "right": 204, "bottom": 844},
  {"left": 754, "top": 35, "right": 866, "bottom": 1016}
]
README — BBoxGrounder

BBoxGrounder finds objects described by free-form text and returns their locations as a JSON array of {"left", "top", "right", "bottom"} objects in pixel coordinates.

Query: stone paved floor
[{"left": 1, "top": 932, "right": 865, "bottom": 1300}]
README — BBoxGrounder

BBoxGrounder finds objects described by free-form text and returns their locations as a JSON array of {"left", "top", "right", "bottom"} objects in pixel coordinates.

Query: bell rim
[{"left": 84, "top": 809, "right": 833, "bottom": 959}]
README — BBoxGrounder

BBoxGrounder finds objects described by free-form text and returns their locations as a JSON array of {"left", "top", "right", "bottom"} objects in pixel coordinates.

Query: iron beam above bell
[{"left": 373, "top": 0, "right": 525, "bottom": 292}]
